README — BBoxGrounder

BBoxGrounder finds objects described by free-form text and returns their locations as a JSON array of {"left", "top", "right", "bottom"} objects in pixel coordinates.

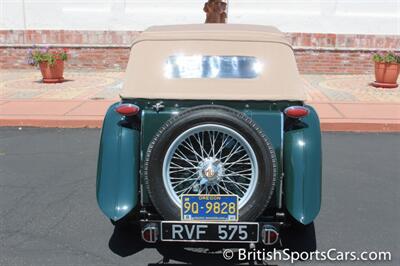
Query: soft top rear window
[{"left": 164, "top": 55, "right": 263, "bottom": 79}]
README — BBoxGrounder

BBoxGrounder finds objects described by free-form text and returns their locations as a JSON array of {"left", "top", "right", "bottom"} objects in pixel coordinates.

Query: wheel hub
[{"left": 198, "top": 157, "right": 224, "bottom": 184}]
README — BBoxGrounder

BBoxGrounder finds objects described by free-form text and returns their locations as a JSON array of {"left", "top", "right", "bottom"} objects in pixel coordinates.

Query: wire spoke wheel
[
  {"left": 163, "top": 124, "right": 258, "bottom": 210},
  {"left": 145, "top": 105, "right": 277, "bottom": 221}
]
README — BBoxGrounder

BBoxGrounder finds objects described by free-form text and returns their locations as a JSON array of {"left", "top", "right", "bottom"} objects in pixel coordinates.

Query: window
[{"left": 164, "top": 55, "right": 263, "bottom": 79}]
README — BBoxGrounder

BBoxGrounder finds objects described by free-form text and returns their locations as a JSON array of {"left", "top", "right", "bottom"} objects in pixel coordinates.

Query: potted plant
[
  {"left": 27, "top": 46, "right": 68, "bottom": 83},
  {"left": 372, "top": 51, "right": 400, "bottom": 88}
]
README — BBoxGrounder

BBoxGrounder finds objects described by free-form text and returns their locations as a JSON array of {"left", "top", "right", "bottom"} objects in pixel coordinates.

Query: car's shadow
[{"left": 108, "top": 225, "right": 145, "bottom": 257}]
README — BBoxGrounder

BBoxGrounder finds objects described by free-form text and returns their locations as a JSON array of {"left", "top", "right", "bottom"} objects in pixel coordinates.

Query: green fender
[
  {"left": 96, "top": 102, "right": 139, "bottom": 221},
  {"left": 284, "top": 105, "right": 322, "bottom": 225}
]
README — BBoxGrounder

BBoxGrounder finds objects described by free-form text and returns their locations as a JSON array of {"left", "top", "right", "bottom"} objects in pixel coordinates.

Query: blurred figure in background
[{"left": 204, "top": 0, "right": 228, "bottom": 23}]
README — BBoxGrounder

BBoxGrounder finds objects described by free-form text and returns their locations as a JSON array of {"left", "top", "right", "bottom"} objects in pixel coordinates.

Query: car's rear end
[{"left": 96, "top": 24, "right": 321, "bottom": 262}]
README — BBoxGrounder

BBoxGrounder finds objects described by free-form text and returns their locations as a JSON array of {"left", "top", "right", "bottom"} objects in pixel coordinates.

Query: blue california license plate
[{"left": 181, "top": 194, "right": 238, "bottom": 221}]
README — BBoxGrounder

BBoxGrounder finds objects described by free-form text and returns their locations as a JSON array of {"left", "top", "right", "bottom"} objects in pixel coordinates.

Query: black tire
[{"left": 144, "top": 105, "right": 277, "bottom": 221}]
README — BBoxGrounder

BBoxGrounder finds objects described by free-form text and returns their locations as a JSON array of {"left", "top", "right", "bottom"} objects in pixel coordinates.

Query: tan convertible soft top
[{"left": 121, "top": 24, "right": 306, "bottom": 101}]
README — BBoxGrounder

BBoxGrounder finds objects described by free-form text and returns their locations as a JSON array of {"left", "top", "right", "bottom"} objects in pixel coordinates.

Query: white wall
[{"left": 0, "top": 0, "right": 399, "bottom": 34}]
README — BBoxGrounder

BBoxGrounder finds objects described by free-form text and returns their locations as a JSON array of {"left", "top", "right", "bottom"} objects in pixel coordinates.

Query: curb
[
  {"left": 0, "top": 117, "right": 103, "bottom": 128},
  {"left": 1, "top": 117, "right": 399, "bottom": 132},
  {"left": 320, "top": 122, "right": 400, "bottom": 132}
]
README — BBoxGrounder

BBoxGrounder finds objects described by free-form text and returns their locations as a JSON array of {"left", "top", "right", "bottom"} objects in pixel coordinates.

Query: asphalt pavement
[{"left": 0, "top": 128, "right": 399, "bottom": 265}]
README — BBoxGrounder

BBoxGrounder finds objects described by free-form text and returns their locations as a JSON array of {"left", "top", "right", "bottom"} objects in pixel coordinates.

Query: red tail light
[
  {"left": 284, "top": 106, "right": 309, "bottom": 118},
  {"left": 141, "top": 224, "right": 158, "bottom": 243},
  {"left": 115, "top": 104, "right": 140, "bottom": 116},
  {"left": 261, "top": 225, "right": 279, "bottom": 245}
]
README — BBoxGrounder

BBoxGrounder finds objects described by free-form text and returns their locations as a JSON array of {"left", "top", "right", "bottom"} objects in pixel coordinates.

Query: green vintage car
[{"left": 97, "top": 24, "right": 321, "bottom": 263}]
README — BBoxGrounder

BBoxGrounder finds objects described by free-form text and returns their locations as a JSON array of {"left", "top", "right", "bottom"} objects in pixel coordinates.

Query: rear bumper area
[{"left": 140, "top": 220, "right": 283, "bottom": 247}]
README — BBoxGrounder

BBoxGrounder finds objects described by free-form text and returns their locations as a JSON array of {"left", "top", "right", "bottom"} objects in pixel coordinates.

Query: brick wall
[{"left": 1, "top": 30, "right": 399, "bottom": 74}]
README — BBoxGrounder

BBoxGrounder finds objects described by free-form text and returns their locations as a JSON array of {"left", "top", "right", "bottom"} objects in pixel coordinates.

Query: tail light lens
[
  {"left": 261, "top": 225, "right": 279, "bottom": 245},
  {"left": 115, "top": 103, "right": 140, "bottom": 116},
  {"left": 141, "top": 224, "right": 159, "bottom": 243},
  {"left": 284, "top": 106, "right": 309, "bottom": 118}
]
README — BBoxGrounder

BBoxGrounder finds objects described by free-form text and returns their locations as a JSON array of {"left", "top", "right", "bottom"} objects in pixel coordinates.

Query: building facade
[{"left": 1, "top": 0, "right": 399, "bottom": 73}]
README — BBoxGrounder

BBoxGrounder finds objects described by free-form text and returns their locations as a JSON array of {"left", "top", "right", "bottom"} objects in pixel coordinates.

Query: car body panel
[
  {"left": 283, "top": 105, "right": 322, "bottom": 225},
  {"left": 137, "top": 99, "right": 289, "bottom": 209},
  {"left": 96, "top": 103, "right": 140, "bottom": 221}
]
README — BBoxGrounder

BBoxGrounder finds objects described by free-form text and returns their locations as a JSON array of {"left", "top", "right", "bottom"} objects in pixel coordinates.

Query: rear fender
[
  {"left": 284, "top": 105, "right": 322, "bottom": 225},
  {"left": 96, "top": 102, "right": 140, "bottom": 221}
]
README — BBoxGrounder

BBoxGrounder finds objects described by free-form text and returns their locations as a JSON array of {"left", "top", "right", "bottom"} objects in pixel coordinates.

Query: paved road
[{"left": 0, "top": 128, "right": 399, "bottom": 265}]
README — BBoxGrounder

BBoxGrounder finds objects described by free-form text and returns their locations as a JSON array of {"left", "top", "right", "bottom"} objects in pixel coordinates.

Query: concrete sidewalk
[{"left": 1, "top": 71, "right": 399, "bottom": 132}]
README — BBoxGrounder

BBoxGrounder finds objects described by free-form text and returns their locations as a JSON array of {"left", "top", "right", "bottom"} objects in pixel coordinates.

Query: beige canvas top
[{"left": 121, "top": 24, "right": 306, "bottom": 101}]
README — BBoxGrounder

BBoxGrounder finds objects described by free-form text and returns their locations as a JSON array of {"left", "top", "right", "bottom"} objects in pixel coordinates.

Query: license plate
[
  {"left": 181, "top": 194, "right": 238, "bottom": 221},
  {"left": 161, "top": 221, "right": 259, "bottom": 243}
]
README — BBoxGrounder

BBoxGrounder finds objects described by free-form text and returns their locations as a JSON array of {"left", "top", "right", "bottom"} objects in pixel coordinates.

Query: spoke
[
  {"left": 180, "top": 141, "right": 203, "bottom": 163},
  {"left": 223, "top": 174, "right": 252, "bottom": 181},
  {"left": 224, "top": 154, "right": 251, "bottom": 171},
  {"left": 221, "top": 180, "right": 231, "bottom": 194},
  {"left": 176, "top": 179, "right": 200, "bottom": 196},
  {"left": 170, "top": 161, "right": 197, "bottom": 170},
  {"left": 208, "top": 185, "right": 216, "bottom": 194},
  {"left": 187, "top": 136, "right": 203, "bottom": 161},
  {"left": 224, "top": 162, "right": 251, "bottom": 166},
  {"left": 214, "top": 134, "right": 230, "bottom": 158},
  {"left": 192, "top": 133, "right": 203, "bottom": 158},
  {"left": 222, "top": 176, "right": 250, "bottom": 188},
  {"left": 212, "top": 131, "right": 218, "bottom": 157},
  {"left": 223, "top": 171, "right": 253, "bottom": 180},
  {"left": 171, "top": 176, "right": 195, "bottom": 180},
  {"left": 201, "top": 132, "right": 210, "bottom": 158},
  {"left": 219, "top": 141, "right": 239, "bottom": 161},
  {"left": 194, "top": 132, "right": 210, "bottom": 158},
  {"left": 222, "top": 179, "right": 250, "bottom": 186},
  {"left": 216, "top": 183, "right": 231, "bottom": 194},
  {"left": 199, "top": 184, "right": 206, "bottom": 194},
  {"left": 169, "top": 168, "right": 197, "bottom": 174},
  {"left": 170, "top": 161, "right": 198, "bottom": 169},
  {"left": 171, "top": 177, "right": 198, "bottom": 186},
  {"left": 174, "top": 148, "right": 198, "bottom": 168},
  {"left": 172, "top": 172, "right": 198, "bottom": 188},
  {"left": 172, "top": 154, "right": 198, "bottom": 164},
  {"left": 222, "top": 176, "right": 247, "bottom": 195},
  {"left": 225, "top": 168, "right": 253, "bottom": 175},
  {"left": 191, "top": 133, "right": 205, "bottom": 159},
  {"left": 223, "top": 147, "right": 245, "bottom": 164},
  {"left": 220, "top": 142, "right": 245, "bottom": 163},
  {"left": 169, "top": 165, "right": 198, "bottom": 170},
  {"left": 208, "top": 131, "right": 218, "bottom": 157}
]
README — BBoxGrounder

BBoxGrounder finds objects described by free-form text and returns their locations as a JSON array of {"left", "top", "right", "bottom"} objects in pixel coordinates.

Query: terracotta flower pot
[
  {"left": 374, "top": 62, "right": 399, "bottom": 88},
  {"left": 39, "top": 60, "right": 65, "bottom": 83}
]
